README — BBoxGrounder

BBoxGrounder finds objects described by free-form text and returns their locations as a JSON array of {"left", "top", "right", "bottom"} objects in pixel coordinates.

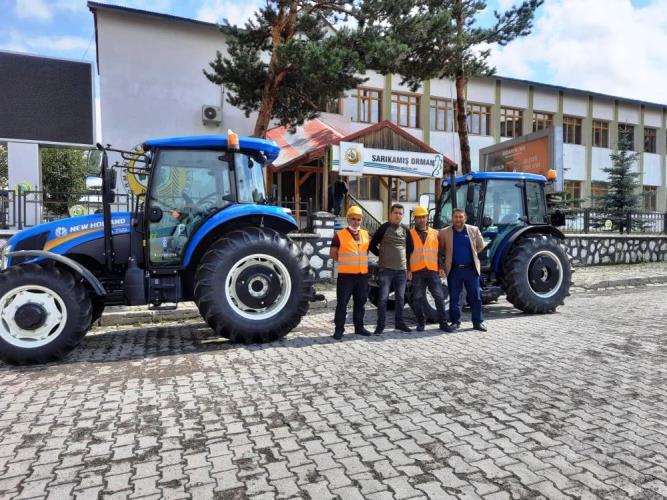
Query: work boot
[
  {"left": 395, "top": 323, "right": 412, "bottom": 333},
  {"left": 439, "top": 322, "right": 453, "bottom": 333},
  {"left": 450, "top": 322, "right": 461, "bottom": 330},
  {"left": 473, "top": 322, "right": 487, "bottom": 332},
  {"left": 333, "top": 330, "right": 343, "bottom": 340},
  {"left": 355, "top": 328, "right": 372, "bottom": 337},
  {"left": 416, "top": 323, "right": 425, "bottom": 332},
  {"left": 373, "top": 327, "right": 384, "bottom": 336}
]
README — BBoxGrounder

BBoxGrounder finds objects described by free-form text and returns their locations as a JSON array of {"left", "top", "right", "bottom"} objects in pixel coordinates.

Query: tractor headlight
[{"left": 0, "top": 244, "right": 11, "bottom": 270}]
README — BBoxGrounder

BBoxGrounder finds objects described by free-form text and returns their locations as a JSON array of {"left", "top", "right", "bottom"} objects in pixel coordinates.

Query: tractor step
[{"left": 148, "top": 303, "right": 178, "bottom": 311}]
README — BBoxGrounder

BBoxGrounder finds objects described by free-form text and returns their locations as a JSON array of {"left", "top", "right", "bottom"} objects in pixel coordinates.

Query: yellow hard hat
[
  {"left": 347, "top": 206, "right": 363, "bottom": 217},
  {"left": 413, "top": 206, "right": 429, "bottom": 217}
]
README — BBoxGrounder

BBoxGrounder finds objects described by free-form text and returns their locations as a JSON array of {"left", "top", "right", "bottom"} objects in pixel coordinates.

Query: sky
[{"left": 1, "top": 0, "right": 666, "bottom": 108}]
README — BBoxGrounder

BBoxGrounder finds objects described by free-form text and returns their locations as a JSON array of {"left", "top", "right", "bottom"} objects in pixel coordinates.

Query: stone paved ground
[{"left": 0, "top": 285, "right": 666, "bottom": 499}]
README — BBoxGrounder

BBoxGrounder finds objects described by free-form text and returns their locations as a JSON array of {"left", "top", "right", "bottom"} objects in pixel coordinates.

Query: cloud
[
  {"left": 196, "top": 0, "right": 263, "bottom": 26},
  {"left": 488, "top": 0, "right": 667, "bottom": 104},
  {"left": 14, "top": 0, "right": 52, "bottom": 21},
  {"left": 0, "top": 31, "right": 90, "bottom": 55}
]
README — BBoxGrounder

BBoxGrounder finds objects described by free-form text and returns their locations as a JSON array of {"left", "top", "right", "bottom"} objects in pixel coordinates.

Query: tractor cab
[{"left": 434, "top": 171, "right": 550, "bottom": 273}]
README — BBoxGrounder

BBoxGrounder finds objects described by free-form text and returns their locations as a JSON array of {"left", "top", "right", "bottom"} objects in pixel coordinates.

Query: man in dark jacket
[
  {"left": 369, "top": 204, "right": 413, "bottom": 335},
  {"left": 333, "top": 179, "right": 348, "bottom": 216}
]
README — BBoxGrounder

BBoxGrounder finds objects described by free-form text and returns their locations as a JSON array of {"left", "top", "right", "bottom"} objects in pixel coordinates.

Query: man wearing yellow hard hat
[
  {"left": 329, "top": 206, "right": 373, "bottom": 340},
  {"left": 407, "top": 206, "right": 453, "bottom": 332}
]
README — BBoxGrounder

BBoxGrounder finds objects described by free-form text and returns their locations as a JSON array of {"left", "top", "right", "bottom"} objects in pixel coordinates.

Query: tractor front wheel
[
  {"left": 503, "top": 234, "right": 572, "bottom": 313},
  {"left": 0, "top": 264, "right": 92, "bottom": 364},
  {"left": 194, "top": 228, "right": 313, "bottom": 343}
]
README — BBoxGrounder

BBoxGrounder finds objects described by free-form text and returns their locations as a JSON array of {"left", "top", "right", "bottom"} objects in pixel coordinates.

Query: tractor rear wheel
[
  {"left": 503, "top": 234, "right": 572, "bottom": 313},
  {"left": 409, "top": 281, "right": 449, "bottom": 323},
  {"left": 194, "top": 228, "right": 313, "bottom": 343},
  {"left": 0, "top": 264, "right": 92, "bottom": 364}
]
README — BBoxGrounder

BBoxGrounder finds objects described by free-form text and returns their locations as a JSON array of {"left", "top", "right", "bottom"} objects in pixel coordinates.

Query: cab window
[
  {"left": 438, "top": 183, "right": 468, "bottom": 226},
  {"left": 526, "top": 182, "right": 547, "bottom": 224},
  {"left": 148, "top": 150, "right": 232, "bottom": 265}
]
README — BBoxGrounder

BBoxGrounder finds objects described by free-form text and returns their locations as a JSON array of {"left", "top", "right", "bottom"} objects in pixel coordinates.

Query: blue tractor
[
  {"left": 0, "top": 132, "right": 314, "bottom": 364},
  {"left": 369, "top": 170, "right": 572, "bottom": 321}
]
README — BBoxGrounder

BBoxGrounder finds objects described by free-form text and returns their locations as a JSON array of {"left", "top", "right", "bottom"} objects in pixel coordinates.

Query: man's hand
[{"left": 407, "top": 271, "right": 412, "bottom": 281}]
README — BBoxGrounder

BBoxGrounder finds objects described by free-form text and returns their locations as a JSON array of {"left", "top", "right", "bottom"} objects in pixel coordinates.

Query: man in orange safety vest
[
  {"left": 329, "top": 206, "right": 373, "bottom": 340},
  {"left": 407, "top": 206, "right": 453, "bottom": 333}
]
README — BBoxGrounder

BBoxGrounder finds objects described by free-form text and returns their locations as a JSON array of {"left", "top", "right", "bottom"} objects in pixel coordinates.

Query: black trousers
[
  {"left": 411, "top": 269, "right": 448, "bottom": 325},
  {"left": 334, "top": 273, "right": 368, "bottom": 334}
]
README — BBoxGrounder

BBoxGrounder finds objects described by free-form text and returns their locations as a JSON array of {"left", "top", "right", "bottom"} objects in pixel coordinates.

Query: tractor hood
[{"left": 6, "top": 213, "right": 132, "bottom": 255}]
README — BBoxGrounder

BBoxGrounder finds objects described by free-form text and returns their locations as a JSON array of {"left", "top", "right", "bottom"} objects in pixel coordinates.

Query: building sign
[
  {"left": 479, "top": 126, "right": 564, "bottom": 191},
  {"left": 332, "top": 145, "right": 444, "bottom": 178}
]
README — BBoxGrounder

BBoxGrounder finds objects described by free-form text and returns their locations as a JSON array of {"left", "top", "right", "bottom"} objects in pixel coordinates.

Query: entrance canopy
[{"left": 267, "top": 117, "right": 456, "bottom": 226}]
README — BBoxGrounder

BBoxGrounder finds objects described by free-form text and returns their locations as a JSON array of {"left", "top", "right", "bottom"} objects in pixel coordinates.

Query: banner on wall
[{"left": 332, "top": 144, "right": 445, "bottom": 178}]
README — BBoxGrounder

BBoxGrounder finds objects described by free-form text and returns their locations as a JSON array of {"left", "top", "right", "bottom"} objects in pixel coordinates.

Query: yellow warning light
[
  {"left": 227, "top": 129, "right": 240, "bottom": 151},
  {"left": 546, "top": 169, "right": 557, "bottom": 182}
]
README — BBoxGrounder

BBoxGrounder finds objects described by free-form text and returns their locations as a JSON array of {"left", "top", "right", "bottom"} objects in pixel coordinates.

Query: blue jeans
[
  {"left": 377, "top": 268, "right": 407, "bottom": 330},
  {"left": 448, "top": 267, "right": 483, "bottom": 325},
  {"left": 411, "top": 270, "right": 448, "bottom": 326}
]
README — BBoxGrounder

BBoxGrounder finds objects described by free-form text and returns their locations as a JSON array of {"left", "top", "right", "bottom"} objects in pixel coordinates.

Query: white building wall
[
  {"left": 97, "top": 11, "right": 251, "bottom": 151},
  {"left": 533, "top": 88, "right": 558, "bottom": 112},
  {"left": 466, "top": 77, "right": 495, "bottom": 104},
  {"left": 430, "top": 78, "right": 457, "bottom": 101},
  {"left": 618, "top": 103, "right": 640, "bottom": 124},
  {"left": 563, "top": 144, "right": 586, "bottom": 180},
  {"left": 563, "top": 94, "right": 587, "bottom": 117},
  {"left": 591, "top": 147, "right": 612, "bottom": 181},
  {"left": 644, "top": 109, "right": 662, "bottom": 128},
  {"left": 592, "top": 98, "right": 614, "bottom": 121},
  {"left": 643, "top": 154, "right": 661, "bottom": 185},
  {"left": 500, "top": 82, "right": 528, "bottom": 109}
]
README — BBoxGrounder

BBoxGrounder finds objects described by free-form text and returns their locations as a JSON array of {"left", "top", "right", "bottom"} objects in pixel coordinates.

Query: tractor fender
[
  {"left": 492, "top": 225, "right": 566, "bottom": 274},
  {"left": 182, "top": 204, "right": 298, "bottom": 268},
  {"left": 7, "top": 250, "right": 106, "bottom": 296}
]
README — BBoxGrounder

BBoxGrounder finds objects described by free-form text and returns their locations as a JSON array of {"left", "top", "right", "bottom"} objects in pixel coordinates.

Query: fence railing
[
  {"left": 555, "top": 209, "right": 667, "bottom": 234},
  {"left": 277, "top": 197, "right": 314, "bottom": 232},
  {"left": 0, "top": 190, "right": 136, "bottom": 230}
]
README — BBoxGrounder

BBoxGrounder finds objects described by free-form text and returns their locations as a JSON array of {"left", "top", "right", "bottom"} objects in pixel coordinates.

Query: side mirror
[
  {"left": 85, "top": 176, "right": 102, "bottom": 191},
  {"left": 149, "top": 206, "right": 163, "bottom": 223},
  {"left": 105, "top": 168, "right": 117, "bottom": 190},
  {"left": 419, "top": 193, "right": 431, "bottom": 210}
]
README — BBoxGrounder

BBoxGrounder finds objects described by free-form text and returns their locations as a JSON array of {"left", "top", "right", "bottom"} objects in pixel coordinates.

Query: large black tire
[
  {"left": 503, "top": 234, "right": 572, "bottom": 313},
  {"left": 194, "top": 228, "right": 313, "bottom": 343},
  {"left": 0, "top": 264, "right": 92, "bottom": 364},
  {"left": 367, "top": 286, "right": 396, "bottom": 310},
  {"left": 409, "top": 281, "right": 450, "bottom": 323},
  {"left": 90, "top": 298, "right": 105, "bottom": 327}
]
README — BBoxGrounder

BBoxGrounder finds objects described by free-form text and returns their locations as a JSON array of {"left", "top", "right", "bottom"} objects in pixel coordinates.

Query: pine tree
[
  {"left": 205, "top": 1, "right": 371, "bottom": 138},
  {"left": 364, "top": 0, "right": 542, "bottom": 173},
  {"left": 0, "top": 145, "right": 7, "bottom": 189},
  {"left": 596, "top": 132, "right": 641, "bottom": 233}
]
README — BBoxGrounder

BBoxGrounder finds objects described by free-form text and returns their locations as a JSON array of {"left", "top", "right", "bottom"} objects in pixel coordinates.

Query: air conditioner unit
[{"left": 202, "top": 105, "right": 221, "bottom": 125}]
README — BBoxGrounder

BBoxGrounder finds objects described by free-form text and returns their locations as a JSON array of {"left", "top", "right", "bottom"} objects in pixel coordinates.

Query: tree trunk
[
  {"left": 453, "top": 0, "right": 471, "bottom": 174},
  {"left": 455, "top": 74, "right": 471, "bottom": 174}
]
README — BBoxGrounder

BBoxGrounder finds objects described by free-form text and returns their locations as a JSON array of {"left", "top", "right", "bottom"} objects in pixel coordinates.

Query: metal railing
[
  {"left": 0, "top": 190, "right": 136, "bottom": 230},
  {"left": 277, "top": 197, "right": 314, "bottom": 232},
  {"left": 347, "top": 193, "right": 383, "bottom": 235},
  {"left": 554, "top": 208, "right": 667, "bottom": 234}
]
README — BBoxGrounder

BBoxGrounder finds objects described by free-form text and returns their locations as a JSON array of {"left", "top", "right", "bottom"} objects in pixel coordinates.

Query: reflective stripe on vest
[
  {"left": 337, "top": 228, "right": 369, "bottom": 274},
  {"left": 409, "top": 228, "right": 439, "bottom": 272}
]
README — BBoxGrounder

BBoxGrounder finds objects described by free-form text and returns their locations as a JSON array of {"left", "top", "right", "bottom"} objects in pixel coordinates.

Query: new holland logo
[
  {"left": 344, "top": 146, "right": 362, "bottom": 165},
  {"left": 55, "top": 227, "right": 68, "bottom": 238}
]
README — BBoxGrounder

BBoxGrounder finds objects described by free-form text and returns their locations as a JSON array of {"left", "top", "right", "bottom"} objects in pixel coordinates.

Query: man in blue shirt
[{"left": 440, "top": 208, "right": 487, "bottom": 331}]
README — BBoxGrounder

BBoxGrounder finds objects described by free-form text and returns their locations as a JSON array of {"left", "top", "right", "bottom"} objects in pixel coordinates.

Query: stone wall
[
  {"left": 565, "top": 234, "right": 667, "bottom": 267},
  {"left": 289, "top": 212, "right": 336, "bottom": 283}
]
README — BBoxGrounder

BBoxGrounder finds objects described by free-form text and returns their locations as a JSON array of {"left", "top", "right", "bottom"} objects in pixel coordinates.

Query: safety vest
[
  {"left": 409, "top": 227, "right": 439, "bottom": 272},
  {"left": 336, "top": 228, "right": 369, "bottom": 274}
]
